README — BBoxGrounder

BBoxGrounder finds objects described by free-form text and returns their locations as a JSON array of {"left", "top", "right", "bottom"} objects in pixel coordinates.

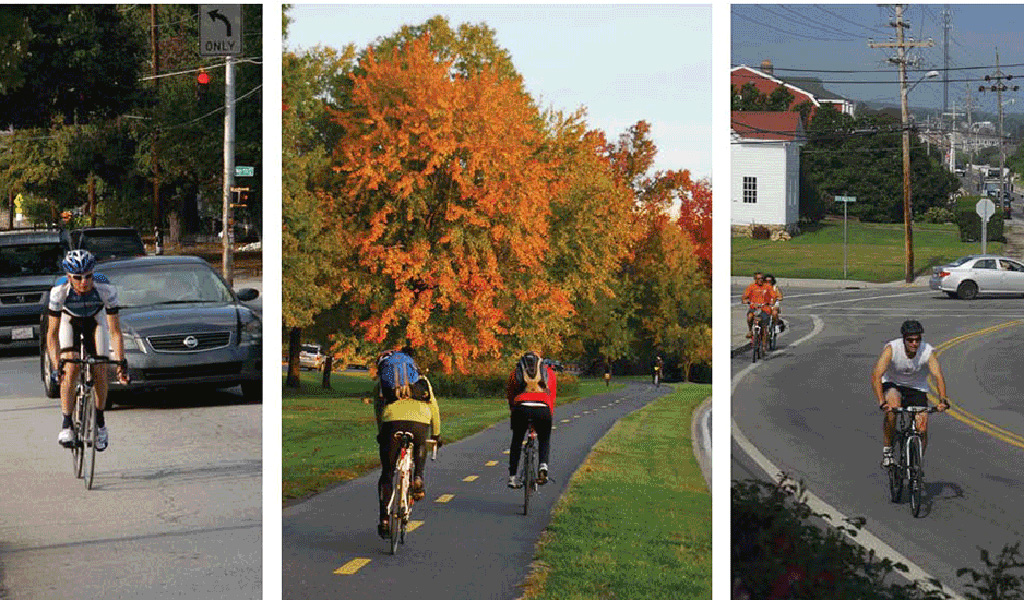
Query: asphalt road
[
  {"left": 282, "top": 382, "right": 675, "bottom": 600},
  {"left": 0, "top": 350, "right": 262, "bottom": 599},
  {"left": 731, "top": 283, "right": 1024, "bottom": 596}
]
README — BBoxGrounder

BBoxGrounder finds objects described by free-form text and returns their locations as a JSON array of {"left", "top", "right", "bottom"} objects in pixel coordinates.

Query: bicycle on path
[
  {"left": 750, "top": 309, "right": 770, "bottom": 363},
  {"left": 386, "top": 431, "right": 438, "bottom": 554},
  {"left": 886, "top": 405, "right": 941, "bottom": 517},
  {"left": 61, "top": 352, "right": 125, "bottom": 490},
  {"left": 518, "top": 421, "right": 541, "bottom": 515}
]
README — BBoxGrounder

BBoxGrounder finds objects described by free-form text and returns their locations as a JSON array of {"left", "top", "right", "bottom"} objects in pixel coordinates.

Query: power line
[{"left": 731, "top": 9, "right": 842, "bottom": 43}]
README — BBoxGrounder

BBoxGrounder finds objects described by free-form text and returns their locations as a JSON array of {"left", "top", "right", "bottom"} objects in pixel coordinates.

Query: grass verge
[
  {"left": 522, "top": 384, "right": 711, "bottom": 600},
  {"left": 732, "top": 219, "right": 1003, "bottom": 283},
  {"left": 282, "top": 370, "right": 622, "bottom": 503}
]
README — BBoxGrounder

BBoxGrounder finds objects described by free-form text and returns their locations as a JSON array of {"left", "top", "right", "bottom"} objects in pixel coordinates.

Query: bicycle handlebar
[{"left": 884, "top": 405, "right": 943, "bottom": 414}]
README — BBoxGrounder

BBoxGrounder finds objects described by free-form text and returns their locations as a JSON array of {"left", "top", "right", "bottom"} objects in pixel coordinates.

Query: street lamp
[{"left": 900, "top": 69, "right": 939, "bottom": 283}]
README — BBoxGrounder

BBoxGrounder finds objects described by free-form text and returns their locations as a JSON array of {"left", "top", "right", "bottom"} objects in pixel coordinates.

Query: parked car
[
  {"left": 0, "top": 228, "right": 71, "bottom": 349},
  {"left": 40, "top": 255, "right": 261, "bottom": 400},
  {"left": 929, "top": 254, "right": 1024, "bottom": 299},
  {"left": 71, "top": 227, "right": 146, "bottom": 262},
  {"left": 299, "top": 344, "right": 325, "bottom": 370}
]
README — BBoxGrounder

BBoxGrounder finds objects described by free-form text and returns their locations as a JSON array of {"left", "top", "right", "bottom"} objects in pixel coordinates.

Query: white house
[{"left": 731, "top": 111, "right": 805, "bottom": 235}]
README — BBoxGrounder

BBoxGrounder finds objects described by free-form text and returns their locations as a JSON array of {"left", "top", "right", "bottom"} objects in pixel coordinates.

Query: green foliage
[
  {"left": 801, "top": 106, "right": 959, "bottom": 224},
  {"left": 922, "top": 206, "right": 955, "bottom": 224},
  {"left": 957, "top": 543, "right": 1024, "bottom": 600},
  {"left": 732, "top": 82, "right": 795, "bottom": 112},
  {"left": 955, "top": 196, "right": 1004, "bottom": 242},
  {"left": 733, "top": 476, "right": 952, "bottom": 600},
  {"left": 428, "top": 370, "right": 579, "bottom": 399}
]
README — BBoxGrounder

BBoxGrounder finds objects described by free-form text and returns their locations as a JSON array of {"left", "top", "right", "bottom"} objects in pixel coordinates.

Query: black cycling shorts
[{"left": 882, "top": 382, "right": 929, "bottom": 407}]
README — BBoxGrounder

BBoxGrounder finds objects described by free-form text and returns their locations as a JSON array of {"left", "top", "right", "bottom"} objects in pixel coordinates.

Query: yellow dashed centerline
[
  {"left": 407, "top": 520, "right": 424, "bottom": 532},
  {"left": 335, "top": 558, "right": 371, "bottom": 575},
  {"left": 485, "top": 460, "right": 498, "bottom": 466},
  {"left": 436, "top": 494, "right": 454, "bottom": 503},
  {"left": 502, "top": 450, "right": 510, "bottom": 455},
  {"left": 463, "top": 475, "right": 478, "bottom": 482}
]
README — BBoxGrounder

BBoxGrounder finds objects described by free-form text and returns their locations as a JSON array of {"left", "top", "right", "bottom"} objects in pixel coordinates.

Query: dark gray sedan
[{"left": 40, "top": 255, "right": 261, "bottom": 400}]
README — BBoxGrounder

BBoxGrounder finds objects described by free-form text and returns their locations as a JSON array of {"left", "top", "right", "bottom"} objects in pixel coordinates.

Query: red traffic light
[{"left": 197, "top": 70, "right": 210, "bottom": 85}]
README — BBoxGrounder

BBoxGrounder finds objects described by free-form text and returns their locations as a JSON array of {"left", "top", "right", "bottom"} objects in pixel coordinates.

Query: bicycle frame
[
  {"left": 60, "top": 351, "right": 119, "bottom": 490},
  {"left": 888, "top": 405, "right": 936, "bottom": 517},
  {"left": 386, "top": 431, "right": 438, "bottom": 553},
  {"left": 520, "top": 423, "right": 539, "bottom": 515}
]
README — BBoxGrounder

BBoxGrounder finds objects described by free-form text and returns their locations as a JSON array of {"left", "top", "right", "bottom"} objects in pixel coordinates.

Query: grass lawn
[
  {"left": 732, "top": 219, "right": 1003, "bottom": 283},
  {"left": 282, "top": 370, "right": 623, "bottom": 503},
  {"left": 523, "top": 384, "right": 711, "bottom": 600}
]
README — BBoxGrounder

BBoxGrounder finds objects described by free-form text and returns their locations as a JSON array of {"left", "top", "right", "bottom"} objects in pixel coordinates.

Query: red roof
[
  {"left": 731, "top": 111, "right": 804, "bottom": 141},
  {"left": 732, "top": 66, "right": 818, "bottom": 110}
]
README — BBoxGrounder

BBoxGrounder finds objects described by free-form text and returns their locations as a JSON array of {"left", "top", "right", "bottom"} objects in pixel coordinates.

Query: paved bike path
[{"left": 282, "top": 382, "right": 670, "bottom": 600}]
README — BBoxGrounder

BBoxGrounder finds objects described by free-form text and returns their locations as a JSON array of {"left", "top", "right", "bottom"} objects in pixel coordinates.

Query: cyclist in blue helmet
[
  {"left": 47, "top": 250, "right": 128, "bottom": 451},
  {"left": 871, "top": 320, "right": 950, "bottom": 468}
]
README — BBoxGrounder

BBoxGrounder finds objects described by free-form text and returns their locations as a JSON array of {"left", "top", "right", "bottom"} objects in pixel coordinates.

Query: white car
[
  {"left": 930, "top": 255, "right": 1024, "bottom": 299},
  {"left": 299, "top": 344, "right": 325, "bottom": 370}
]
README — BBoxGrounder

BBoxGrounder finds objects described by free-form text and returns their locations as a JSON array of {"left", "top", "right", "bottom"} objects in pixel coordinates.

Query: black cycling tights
[
  {"left": 508, "top": 404, "right": 552, "bottom": 476},
  {"left": 377, "top": 420, "right": 429, "bottom": 520}
]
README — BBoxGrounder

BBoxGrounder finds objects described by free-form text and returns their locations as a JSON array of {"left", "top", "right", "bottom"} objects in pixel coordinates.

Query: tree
[{"left": 323, "top": 34, "right": 570, "bottom": 373}]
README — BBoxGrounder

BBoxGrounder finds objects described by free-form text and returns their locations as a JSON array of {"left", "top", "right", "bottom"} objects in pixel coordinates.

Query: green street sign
[
  {"left": 235, "top": 166, "right": 254, "bottom": 177},
  {"left": 834, "top": 195, "right": 857, "bottom": 203}
]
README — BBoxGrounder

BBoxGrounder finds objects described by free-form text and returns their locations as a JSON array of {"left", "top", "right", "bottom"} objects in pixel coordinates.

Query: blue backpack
[{"left": 379, "top": 351, "right": 420, "bottom": 403}]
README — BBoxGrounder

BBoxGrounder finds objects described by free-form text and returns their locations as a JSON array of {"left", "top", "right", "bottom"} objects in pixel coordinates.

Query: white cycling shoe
[
  {"left": 96, "top": 426, "right": 108, "bottom": 452},
  {"left": 538, "top": 464, "right": 549, "bottom": 485},
  {"left": 58, "top": 427, "right": 75, "bottom": 448},
  {"left": 881, "top": 448, "right": 894, "bottom": 468},
  {"left": 508, "top": 475, "right": 522, "bottom": 489}
]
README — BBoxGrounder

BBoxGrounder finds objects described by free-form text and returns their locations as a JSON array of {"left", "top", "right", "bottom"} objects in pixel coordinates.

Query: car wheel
[
  {"left": 241, "top": 381, "right": 262, "bottom": 402},
  {"left": 41, "top": 354, "right": 59, "bottom": 399},
  {"left": 957, "top": 280, "right": 979, "bottom": 300}
]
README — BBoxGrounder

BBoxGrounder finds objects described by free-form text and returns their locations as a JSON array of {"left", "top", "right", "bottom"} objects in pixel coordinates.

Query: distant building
[
  {"left": 731, "top": 111, "right": 806, "bottom": 235},
  {"left": 732, "top": 61, "right": 856, "bottom": 122}
]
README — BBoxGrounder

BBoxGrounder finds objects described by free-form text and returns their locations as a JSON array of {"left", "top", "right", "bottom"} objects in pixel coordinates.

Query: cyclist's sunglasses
[
  {"left": 903, "top": 336, "right": 922, "bottom": 344},
  {"left": 70, "top": 273, "right": 94, "bottom": 282}
]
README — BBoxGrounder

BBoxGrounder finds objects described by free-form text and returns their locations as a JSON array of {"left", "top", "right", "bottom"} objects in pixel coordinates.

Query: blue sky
[
  {"left": 286, "top": 4, "right": 712, "bottom": 179},
  {"left": 732, "top": 4, "right": 1024, "bottom": 118}
]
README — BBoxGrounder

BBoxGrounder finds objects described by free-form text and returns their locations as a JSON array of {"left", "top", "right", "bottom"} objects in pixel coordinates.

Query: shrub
[
  {"left": 427, "top": 369, "right": 579, "bottom": 399},
  {"left": 922, "top": 206, "right": 955, "bottom": 224},
  {"left": 955, "top": 196, "right": 1004, "bottom": 242},
  {"left": 751, "top": 225, "right": 772, "bottom": 240}
]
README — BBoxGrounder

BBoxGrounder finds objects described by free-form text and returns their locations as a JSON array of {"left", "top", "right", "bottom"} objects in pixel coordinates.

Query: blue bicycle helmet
[{"left": 61, "top": 249, "right": 96, "bottom": 274}]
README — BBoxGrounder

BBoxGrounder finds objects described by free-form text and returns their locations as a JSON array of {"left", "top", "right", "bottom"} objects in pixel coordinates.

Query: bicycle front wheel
[
  {"left": 751, "top": 330, "right": 760, "bottom": 363},
  {"left": 908, "top": 436, "right": 923, "bottom": 517},
  {"left": 72, "top": 387, "right": 86, "bottom": 479},
  {"left": 83, "top": 396, "right": 97, "bottom": 490},
  {"left": 888, "top": 437, "right": 903, "bottom": 503}
]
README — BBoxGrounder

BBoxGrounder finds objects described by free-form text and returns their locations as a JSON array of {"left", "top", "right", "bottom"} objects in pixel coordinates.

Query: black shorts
[{"left": 882, "top": 382, "right": 929, "bottom": 407}]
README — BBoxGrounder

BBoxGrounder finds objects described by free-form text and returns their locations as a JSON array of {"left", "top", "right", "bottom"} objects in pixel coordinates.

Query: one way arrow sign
[{"left": 200, "top": 5, "right": 242, "bottom": 57}]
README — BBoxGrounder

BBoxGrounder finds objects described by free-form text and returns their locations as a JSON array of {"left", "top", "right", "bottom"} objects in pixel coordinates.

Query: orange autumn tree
[
  {"left": 324, "top": 35, "right": 571, "bottom": 373},
  {"left": 678, "top": 177, "right": 712, "bottom": 276}
]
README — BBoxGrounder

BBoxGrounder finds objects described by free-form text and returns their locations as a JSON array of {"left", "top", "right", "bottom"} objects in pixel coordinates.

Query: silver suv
[{"left": 0, "top": 228, "right": 70, "bottom": 349}]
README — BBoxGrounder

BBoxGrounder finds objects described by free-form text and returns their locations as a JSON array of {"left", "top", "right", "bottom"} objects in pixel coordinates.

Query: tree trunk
[
  {"left": 682, "top": 361, "right": 691, "bottom": 383},
  {"left": 321, "top": 355, "right": 333, "bottom": 389},
  {"left": 285, "top": 327, "right": 301, "bottom": 388}
]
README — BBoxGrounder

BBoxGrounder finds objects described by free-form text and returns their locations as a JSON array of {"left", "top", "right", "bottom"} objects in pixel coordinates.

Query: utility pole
[
  {"left": 943, "top": 6, "right": 951, "bottom": 117},
  {"left": 979, "top": 51, "right": 1018, "bottom": 207},
  {"left": 221, "top": 56, "right": 236, "bottom": 287},
  {"left": 870, "top": 4, "right": 934, "bottom": 283},
  {"left": 150, "top": 5, "right": 161, "bottom": 233}
]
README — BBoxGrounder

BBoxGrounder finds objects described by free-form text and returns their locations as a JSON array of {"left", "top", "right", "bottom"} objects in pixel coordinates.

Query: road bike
[
  {"left": 60, "top": 353, "right": 124, "bottom": 490},
  {"left": 519, "top": 422, "right": 540, "bottom": 515},
  {"left": 653, "top": 367, "right": 661, "bottom": 387},
  {"left": 385, "top": 431, "right": 438, "bottom": 554},
  {"left": 750, "top": 309, "right": 769, "bottom": 363},
  {"left": 886, "top": 405, "right": 940, "bottom": 517}
]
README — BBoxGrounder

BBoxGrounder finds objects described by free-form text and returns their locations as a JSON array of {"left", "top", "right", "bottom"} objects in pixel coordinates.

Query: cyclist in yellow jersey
[{"left": 373, "top": 348, "right": 441, "bottom": 538}]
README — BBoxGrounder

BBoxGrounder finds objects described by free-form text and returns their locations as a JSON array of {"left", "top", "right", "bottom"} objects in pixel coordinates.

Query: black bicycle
[
  {"left": 887, "top": 405, "right": 940, "bottom": 517},
  {"left": 750, "top": 308, "right": 770, "bottom": 363},
  {"left": 767, "top": 311, "right": 778, "bottom": 351},
  {"left": 519, "top": 422, "right": 539, "bottom": 515},
  {"left": 60, "top": 354, "right": 124, "bottom": 490}
]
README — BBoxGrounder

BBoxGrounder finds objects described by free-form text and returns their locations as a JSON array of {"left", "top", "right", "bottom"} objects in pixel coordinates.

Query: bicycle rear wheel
[
  {"left": 908, "top": 436, "right": 923, "bottom": 517},
  {"left": 522, "top": 441, "right": 535, "bottom": 516},
  {"left": 83, "top": 395, "right": 97, "bottom": 490},
  {"left": 769, "top": 320, "right": 777, "bottom": 350},
  {"left": 389, "top": 469, "right": 404, "bottom": 554},
  {"left": 888, "top": 437, "right": 903, "bottom": 503}
]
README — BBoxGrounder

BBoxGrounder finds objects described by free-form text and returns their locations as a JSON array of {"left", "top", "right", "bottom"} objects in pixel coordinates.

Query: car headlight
[
  {"left": 113, "top": 334, "right": 143, "bottom": 353},
  {"left": 241, "top": 317, "right": 262, "bottom": 344}
]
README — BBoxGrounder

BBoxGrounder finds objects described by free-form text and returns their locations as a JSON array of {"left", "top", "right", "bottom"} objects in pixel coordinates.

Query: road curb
[{"left": 690, "top": 395, "right": 712, "bottom": 490}]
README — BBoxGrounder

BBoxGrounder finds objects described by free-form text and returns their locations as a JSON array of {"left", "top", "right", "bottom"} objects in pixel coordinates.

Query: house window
[{"left": 743, "top": 177, "right": 757, "bottom": 203}]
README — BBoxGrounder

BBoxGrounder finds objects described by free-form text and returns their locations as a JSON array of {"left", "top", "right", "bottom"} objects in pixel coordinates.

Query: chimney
[{"left": 760, "top": 59, "right": 774, "bottom": 76}]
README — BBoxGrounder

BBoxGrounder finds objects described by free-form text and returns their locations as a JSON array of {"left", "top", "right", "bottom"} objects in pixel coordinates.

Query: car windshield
[
  {"left": 301, "top": 345, "right": 320, "bottom": 354},
  {"left": 950, "top": 256, "right": 974, "bottom": 267},
  {"left": 102, "top": 263, "right": 234, "bottom": 308},
  {"left": 0, "top": 243, "right": 64, "bottom": 277},
  {"left": 80, "top": 235, "right": 145, "bottom": 260}
]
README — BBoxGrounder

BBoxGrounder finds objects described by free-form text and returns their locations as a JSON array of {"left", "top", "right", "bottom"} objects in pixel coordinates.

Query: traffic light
[{"left": 197, "top": 69, "right": 210, "bottom": 100}]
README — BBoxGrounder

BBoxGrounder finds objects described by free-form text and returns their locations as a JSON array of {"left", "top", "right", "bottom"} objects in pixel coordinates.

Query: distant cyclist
[
  {"left": 763, "top": 273, "right": 784, "bottom": 332},
  {"left": 741, "top": 272, "right": 776, "bottom": 339},
  {"left": 373, "top": 347, "right": 440, "bottom": 538},
  {"left": 48, "top": 250, "right": 128, "bottom": 451},
  {"left": 506, "top": 351, "right": 557, "bottom": 488},
  {"left": 871, "top": 320, "right": 950, "bottom": 468},
  {"left": 653, "top": 355, "right": 664, "bottom": 385}
]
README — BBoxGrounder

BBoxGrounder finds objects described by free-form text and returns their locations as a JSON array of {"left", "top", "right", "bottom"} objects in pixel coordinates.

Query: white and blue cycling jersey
[{"left": 48, "top": 274, "right": 119, "bottom": 356}]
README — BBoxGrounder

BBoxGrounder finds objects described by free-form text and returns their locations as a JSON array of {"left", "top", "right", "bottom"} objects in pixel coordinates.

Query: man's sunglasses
[{"left": 70, "top": 273, "right": 94, "bottom": 282}]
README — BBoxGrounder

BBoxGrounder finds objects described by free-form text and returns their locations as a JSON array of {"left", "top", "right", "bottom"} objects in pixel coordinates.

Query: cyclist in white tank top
[{"left": 870, "top": 320, "right": 950, "bottom": 468}]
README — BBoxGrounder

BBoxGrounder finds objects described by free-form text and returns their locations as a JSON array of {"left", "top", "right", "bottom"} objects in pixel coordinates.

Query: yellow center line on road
[
  {"left": 435, "top": 494, "right": 454, "bottom": 503},
  {"left": 572, "top": 415, "right": 580, "bottom": 418},
  {"left": 560, "top": 419, "right": 570, "bottom": 423},
  {"left": 407, "top": 520, "right": 424, "bottom": 532},
  {"left": 502, "top": 450, "right": 510, "bottom": 455},
  {"left": 930, "top": 320, "right": 1024, "bottom": 449},
  {"left": 335, "top": 558, "right": 371, "bottom": 575},
  {"left": 485, "top": 460, "right": 498, "bottom": 466},
  {"left": 463, "top": 475, "right": 478, "bottom": 482}
]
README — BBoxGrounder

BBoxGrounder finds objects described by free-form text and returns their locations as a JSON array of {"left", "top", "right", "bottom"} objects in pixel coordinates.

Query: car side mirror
[{"left": 236, "top": 288, "right": 259, "bottom": 302}]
